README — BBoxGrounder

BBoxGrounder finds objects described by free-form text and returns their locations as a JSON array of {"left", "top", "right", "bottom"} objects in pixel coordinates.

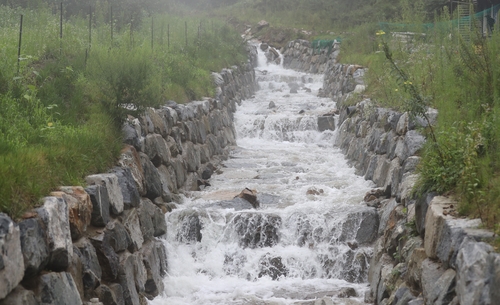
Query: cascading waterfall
[{"left": 150, "top": 45, "right": 377, "bottom": 305}]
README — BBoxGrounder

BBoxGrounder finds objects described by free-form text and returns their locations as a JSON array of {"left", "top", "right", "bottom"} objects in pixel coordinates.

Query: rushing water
[{"left": 150, "top": 46, "right": 375, "bottom": 305}]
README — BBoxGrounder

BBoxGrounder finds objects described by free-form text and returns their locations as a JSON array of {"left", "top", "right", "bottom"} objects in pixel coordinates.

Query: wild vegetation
[{"left": 0, "top": 2, "right": 247, "bottom": 218}]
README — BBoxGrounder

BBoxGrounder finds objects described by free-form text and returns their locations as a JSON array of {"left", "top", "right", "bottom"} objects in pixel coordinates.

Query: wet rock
[
  {"left": 317, "top": 116, "right": 335, "bottom": 132},
  {"left": 355, "top": 208, "right": 380, "bottom": 245},
  {"left": 258, "top": 253, "right": 288, "bottom": 280},
  {"left": 36, "top": 197, "right": 72, "bottom": 271},
  {"left": 118, "top": 253, "right": 142, "bottom": 305},
  {"left": 232, "top": 213, "right": 281, "bottom": 248},
  {"left": 268, "top": 101, "right": 276, "bottom": 109},
  {"left": 0, "top": 214, "right": 24, "bottom": 299},
  {"left": 86, "top": 174, "right": 124, "bottom": 216},
  {"left": 95, "top": 284, "right": 123, "bottom": 305},
  {"left": 0, "top": 285, "right": 37, "bottom": 305},
  {"left": 34, "top": 272, "right": 83, "bottom": 305},
  {"left": 139, "top": 198, "right": 167, "bottom": 240},
  {"left": 176, "top": 212, "right": 202, "bottom": 244},
  {"left": 337, "top": 287, "right": 357, "bottom": 298},
  {"left": 202, "top": 168, "right": 213, "bottom": 180},
  {"left": 109, "top": 167, "right": 141, "bottom": 210},
  {"left": 122, "top": 209, "right": 144, "bottom": 252},
  {"left": 237, "top": 188, "right": 260, "bottom": 208},
  {"left": 74, "top": 238, "right": 102, "bottom": 292},
  {"left": 368, "top": 253, "right": 393, "bottom": 302},
  {"left": 139, "top": 153, "right": 163, "bottom": 201},
  {"left": 19, "top": 217, "right": 49, "bottom": 278},
  {"left": 306, "top": 187, "right": 324, "bottom": 196},
  {"left": 140, "top": 241, "right": 165, "bottom": 299},
  {"left": 85, "top": 184, "right": 110, "bottom": 227}
]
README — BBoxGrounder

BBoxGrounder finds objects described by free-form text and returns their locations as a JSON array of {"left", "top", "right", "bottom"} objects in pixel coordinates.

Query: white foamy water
[{"left": 150, "top": 45, "right": 375, "bottom": 305}]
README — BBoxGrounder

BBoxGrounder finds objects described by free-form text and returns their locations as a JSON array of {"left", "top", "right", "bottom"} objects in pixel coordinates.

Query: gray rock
[
  {"left": 118, "top": 146, "right": 146, "bottom": 196},
  {"left": 36, "top": 197, "right": 72, "bottom": 272},
  {"left": 428, "top": 269, "right": 456, "bottom": 305},
  {"left": 415, "top": 192, "right": 436, "bottom": 237},
  {"left": 490, "top": 253, "right": 500, "bottom": 304},
  {"left": 144, "top": 134, "right": 171, "bottom": 167},
  {"left": 456, "top": 238, "right": 493, "bottom": 305},
  {"left": 86, "top": 174, "right": 124, "bottom": 216},
  {"left": 74, "top": 238, "right": 102, "bottom": 291},
  {"left": 404, "top": 130, "right": 425, "bottom": 158},
  {"left": 85, "top": 184, "right": 111, "bottom": 227},
  {"left": 140, "top": 241, "right": 165, "bottom": 299},
  {"left": 139, "top": 153, "right": 163, "bottom": 200},
  {"left": 378, "top": 198, "right": 399, "bottom": 236},
  {"left": 95, "top": 284, "right": 123, "bottom": 305},
  {"left": 90, "top": 234, "right": 119, "bottom": 281},
  {"left": 421, "top": 258, "right": 445, "bottom": 302},
  {"left": 105, "top": 221, "right": 132, "bottom": 253},
  {"left": 232, "top": 213, "right": 282, "bottom": 248},
  {"left": 408, "top": 298, "right": 424, "bottom": 305},
  {"left": 268, "top": 101, "right": 276, "bottom": 109},
  {"left": 318, "top": 116, "right": 336, "bottom": 132},
  {"left": 139, "top": 198, "right": 167, "bottom": 238},
  {"left": 258, "top": 253, "right": 288, "bottom": 280},
  {"left": 19, "top": 218, "right": 49, "bottom": 277},
  {"left": 109, "top": 167, "right": 141, "bottom": 210},
  {"left": 122, "top": 209, "right": 144, "bottom": 252},
  {"left": 0, "top": 285, "right": 38, "bottom": 305},
  {"left": 122, "top": 121, "right": 141, "bottom": 152},
  {"left": 354, "top": 208, "right": 380, "bottom": 245},
  {"left": 0, "top": 214, "right": 24, "bottom": 299},
  {"left": 396, "top": 112, "right": 408, "bottom": 135},
  {"left": 368, "top": 253, "right": 393, "bottom": 302},
  {"left": 68, "top": 246, "right": 84, "bottom": 299},
  {"left": 34, "top": 272, "right": 83, "bottom": 305},
  {"left": 118, "top": 253, "right": 142, "bottom": 305}
]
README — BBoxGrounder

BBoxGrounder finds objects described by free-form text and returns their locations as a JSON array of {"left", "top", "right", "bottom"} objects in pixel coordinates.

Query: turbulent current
[{"left": 150, "top": 46, "right": 376, "bottom": 305}]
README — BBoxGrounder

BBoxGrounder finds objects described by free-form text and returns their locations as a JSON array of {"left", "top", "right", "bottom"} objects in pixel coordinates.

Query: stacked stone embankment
[
  {"left": 282, "top": 39, "right": 340, "bottom": 74},
  {"left": 0, "top": 47, "right": 258, "bottom": 305},
  {"left": 321, "top": 49, "right": 499, "bottom": 305}
]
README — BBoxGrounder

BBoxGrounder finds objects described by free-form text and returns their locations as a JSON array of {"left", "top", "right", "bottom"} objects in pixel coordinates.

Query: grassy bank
[
  {"left": 340, "top": 5, "right": 500, "bottom": 235},
  {"left": 0, "top": 4, "right": 247, "bottom": 218}
]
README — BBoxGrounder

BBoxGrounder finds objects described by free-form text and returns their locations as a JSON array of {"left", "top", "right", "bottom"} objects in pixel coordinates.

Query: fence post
[{"left": 17, "top": 14, "right": 23, "bottom": 75}]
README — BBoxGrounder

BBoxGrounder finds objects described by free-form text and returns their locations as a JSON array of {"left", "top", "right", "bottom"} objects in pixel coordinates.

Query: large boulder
[
  {"left": 140, "top": 241, "right": 166, "bottom": 299},
  {"left": 36, "top": 197, "right": 73, "bottom": 271},
  {"left": 456, "top": 238, "right": 494, "bottom": 305},
  {"left": 50, "top": 186, "right": 92, "bottom": 240},
  {"left": 19, "top": 217, "right": 49, "bottom": 278},
  {"left": 109, "top": 167, "right": 141, "bottom": 210},
  {"left": 86, "top": 174, "right": 124, "bottom": 216},
  {"left": 74, "top": 238, "right": 102, "bottom": 292},
  {"left": 33, "top": 272, "right": 83, "bottom": 305},
  {"left": 0, "top": 213, "right": 24, "bottom": 299},
  {"left": 85, "top": 184, "right": 111, "bottom": 227}
]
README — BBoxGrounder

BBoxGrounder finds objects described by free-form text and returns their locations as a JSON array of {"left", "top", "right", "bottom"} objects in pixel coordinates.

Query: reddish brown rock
[
  {"left": 237, "top": 188, "right": 259, "bottom": 208},
  {"left": 51, "top": 186, "right": 92, "bottom": 240}
]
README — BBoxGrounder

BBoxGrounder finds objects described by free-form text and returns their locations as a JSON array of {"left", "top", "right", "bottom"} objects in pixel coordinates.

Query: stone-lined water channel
[{"left": 150, "top": 46, "right": 377, "bottom": 305}]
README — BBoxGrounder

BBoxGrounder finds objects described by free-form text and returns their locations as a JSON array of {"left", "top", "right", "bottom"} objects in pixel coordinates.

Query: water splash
[{"left": 150, "top": 45, "right": 376, "bottom": 305}]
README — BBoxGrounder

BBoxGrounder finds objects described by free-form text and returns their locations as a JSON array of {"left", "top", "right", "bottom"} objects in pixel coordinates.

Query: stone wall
[
  {"left": 282, "top": 39, "right": 340, "bottom": 74},
  {"left": 329, "top": 53, "right": 499, "bottom": 305},
  {"left": 0, "top": 47, "right": 258, "bottom": 305}
]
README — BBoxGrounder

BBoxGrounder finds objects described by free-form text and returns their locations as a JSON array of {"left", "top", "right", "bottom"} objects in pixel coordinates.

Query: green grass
[
  {"left": 339, "top": 7, "right": 500, "bottom": 233},
  {"left": 0, "top": 4, "right": 247, "bottom": 219}
]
